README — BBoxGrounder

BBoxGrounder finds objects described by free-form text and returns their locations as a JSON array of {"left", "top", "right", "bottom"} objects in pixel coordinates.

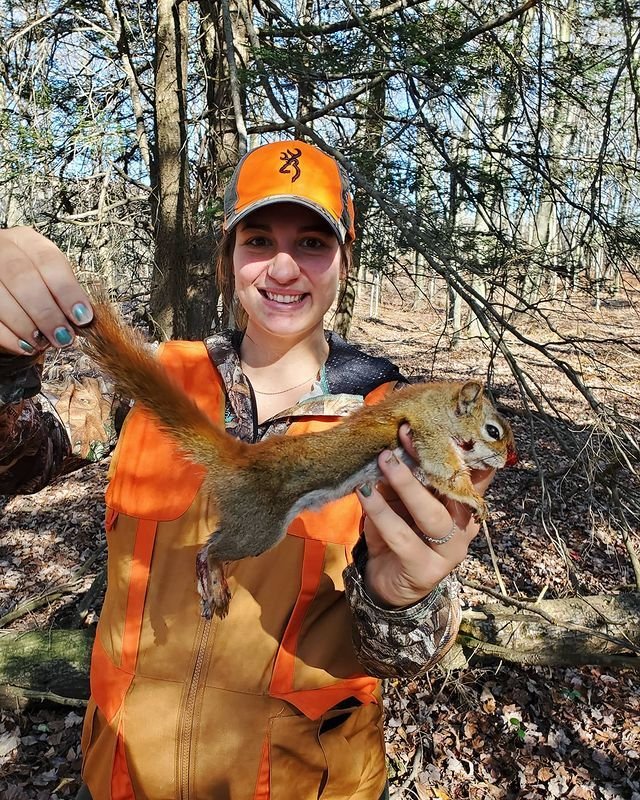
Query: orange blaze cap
[{"left": 223, "top": 140, "right": 356, "bottom": 243}]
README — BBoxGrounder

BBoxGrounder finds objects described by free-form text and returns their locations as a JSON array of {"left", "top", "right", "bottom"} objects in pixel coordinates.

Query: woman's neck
[
  {"left": 239, "top": 324, "right": 329, "bottom": 374},
  {"left": 239, "top": 324, "right": 329, "bottom": 423}
]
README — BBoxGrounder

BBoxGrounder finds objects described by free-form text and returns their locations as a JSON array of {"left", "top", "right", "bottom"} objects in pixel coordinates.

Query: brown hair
[{"left": 215, "top": 229, "right": 353, "bottom": 331}]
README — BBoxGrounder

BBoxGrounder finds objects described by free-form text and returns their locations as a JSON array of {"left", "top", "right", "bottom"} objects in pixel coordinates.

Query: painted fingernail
[
  {"left": 54, "top": 326, "right": 73, "bottom": 346},
  {"left": 18, "top": 339, "right": 35, "bottom": 353},
  {"left": 71, "top": 302, "right": 92, "bottom": 324},
  {"left": 359, "top": 483, "right": 372, "bottom": 497}
]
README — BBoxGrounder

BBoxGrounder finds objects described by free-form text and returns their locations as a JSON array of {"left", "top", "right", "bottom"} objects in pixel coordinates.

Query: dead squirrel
[{"left": 82, "top": 302, "right": 517, "bottom": 619}]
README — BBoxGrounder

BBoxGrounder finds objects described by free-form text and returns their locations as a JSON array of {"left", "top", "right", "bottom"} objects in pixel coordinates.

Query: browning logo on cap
[{"left": 279, "top": 147, "right": 302, "bottom": 182}]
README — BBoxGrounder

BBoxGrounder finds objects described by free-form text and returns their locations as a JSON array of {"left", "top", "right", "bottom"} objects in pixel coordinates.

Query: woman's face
[{"left": 233, "top": 203, "right": 341, "bottom": 342}]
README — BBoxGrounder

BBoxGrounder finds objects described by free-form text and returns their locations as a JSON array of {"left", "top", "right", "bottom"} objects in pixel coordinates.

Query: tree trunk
[
  {"left": 527, "top": 0, "right": 578, "bottom": 304},
  {"left": 2, "top": 594, "right": 637, "bottom": 707},
  {"left": 447, "top": 283, "right": 462, "bottom": 347},
  {"left": 369, "top": 271, "right": 381, "bottom": 318},
  {"left": 191, "top": 0, "right": 247, "bottom": 335},
  {"left": 150, "top": 1, "right": 245, "bottom": 339},
  {"left": 295, "top": 0, "right": 317, "bottom": 123},
  {"left": 412, "top": 251, "right": 427, "bottom": 310},
  {"left": 150, "top": 0, "right": 191, "bottom": 339},
  {"left": 333, "top": 270, "right": 358, "bottom": 336},
  {"left": 466, "top": 274, "right": 488, "bottom": 340},
  {"left": 333, "top": 0, "right": 389, "bottom": 339}
]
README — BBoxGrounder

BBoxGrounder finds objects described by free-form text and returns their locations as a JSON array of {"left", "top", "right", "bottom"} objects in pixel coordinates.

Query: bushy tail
[{"left": 82, "top": 300, "right": 244, "bottom": 469}]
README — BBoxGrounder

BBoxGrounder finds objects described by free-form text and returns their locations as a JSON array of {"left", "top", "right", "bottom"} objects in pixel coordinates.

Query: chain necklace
[{"left": 242, "top": 365, "right": 320, "bottom": 396}]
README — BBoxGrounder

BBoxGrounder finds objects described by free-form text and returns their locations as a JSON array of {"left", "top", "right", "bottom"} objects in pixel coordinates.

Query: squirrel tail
[{"left": 82, "top": 300, "right": 244, "bottom": 469}]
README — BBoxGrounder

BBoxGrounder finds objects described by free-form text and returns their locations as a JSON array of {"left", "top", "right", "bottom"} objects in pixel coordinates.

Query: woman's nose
[{"left": 267, "top": 251, "right": 300, "bottom": 282}]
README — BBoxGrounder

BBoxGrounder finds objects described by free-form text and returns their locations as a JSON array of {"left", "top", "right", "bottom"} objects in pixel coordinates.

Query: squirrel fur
[{"left": 82, "top": 302, "right": 517, "bottom": 619}]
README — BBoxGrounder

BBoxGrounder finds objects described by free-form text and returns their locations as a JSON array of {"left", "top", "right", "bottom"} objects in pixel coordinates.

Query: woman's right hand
[{"left": 0, "top": 226, "right": 94, "bottom": 356}]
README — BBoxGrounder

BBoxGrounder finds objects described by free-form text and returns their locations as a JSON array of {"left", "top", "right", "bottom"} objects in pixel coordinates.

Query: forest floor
[{"left": 1, "top": 278, "right": 639, "bottom": 799}]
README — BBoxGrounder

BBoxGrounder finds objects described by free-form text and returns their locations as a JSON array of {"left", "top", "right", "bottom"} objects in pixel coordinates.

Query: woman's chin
[{"left": 248, "top": 309, "right": 324, "bottom": 340}]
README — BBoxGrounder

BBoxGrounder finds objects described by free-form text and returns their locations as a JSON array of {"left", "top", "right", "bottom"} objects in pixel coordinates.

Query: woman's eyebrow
[
  {"left": 239, "top": 221, "right": 271, "bottom": 231},
  {"left": 299, "top": 223, "right": 334, "bottom": 235},
  {"left": 239, "top": 222, "right": 334, "bottom": 235}
]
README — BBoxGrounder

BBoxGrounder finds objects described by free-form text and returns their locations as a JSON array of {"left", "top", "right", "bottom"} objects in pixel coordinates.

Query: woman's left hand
[{"left": 356, "top": 424, "right": 494, "bottom": 608}]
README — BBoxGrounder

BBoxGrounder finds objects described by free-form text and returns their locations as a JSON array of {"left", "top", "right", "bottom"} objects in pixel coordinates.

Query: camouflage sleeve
[
  {"left": 0, "top": 353, "right": 43, "bottom": 406},
  {"left": 343, "top": 536, "right": 462, "bottom": 678},
  {"left": 0, "top": 353, "right": 125, "bottom": 495}
]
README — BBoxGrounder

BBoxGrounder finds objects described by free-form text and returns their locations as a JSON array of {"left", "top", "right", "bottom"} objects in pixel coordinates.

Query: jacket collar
[
  {"left": 203, "top": 329, "right": 404, "bottom": 431},
  {"left": 206, "top": 330, "right": 403, "bottom": 393}
]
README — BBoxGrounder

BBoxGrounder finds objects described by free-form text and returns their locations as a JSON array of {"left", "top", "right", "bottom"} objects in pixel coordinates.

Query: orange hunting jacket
[{"left": 80, "top": 339, "right": 393, "bottom": 800}]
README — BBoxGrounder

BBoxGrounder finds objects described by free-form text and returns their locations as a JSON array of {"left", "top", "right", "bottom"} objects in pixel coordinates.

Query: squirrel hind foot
[{"left": 196, "top": 547, "right": 231, "bottom": 619}]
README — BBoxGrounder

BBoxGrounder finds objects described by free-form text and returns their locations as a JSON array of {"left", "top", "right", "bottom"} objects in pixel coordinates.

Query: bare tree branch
[{"left": 261, "top": 0, "right": 430, "bottom": 37}]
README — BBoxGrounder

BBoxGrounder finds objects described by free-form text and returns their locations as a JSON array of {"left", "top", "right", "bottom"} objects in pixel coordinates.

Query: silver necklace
[{"left": 243, "top": 367, "right": 320, "bottom": 396}]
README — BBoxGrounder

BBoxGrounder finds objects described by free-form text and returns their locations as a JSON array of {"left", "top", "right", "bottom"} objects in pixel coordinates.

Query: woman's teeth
[{"left": 264, "top": 291, "right": 305, "bottom": 304}]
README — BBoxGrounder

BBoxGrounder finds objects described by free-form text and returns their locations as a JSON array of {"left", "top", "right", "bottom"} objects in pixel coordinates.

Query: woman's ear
[{"left": 339, "top": 242, "right": 353, "bottom": 281}]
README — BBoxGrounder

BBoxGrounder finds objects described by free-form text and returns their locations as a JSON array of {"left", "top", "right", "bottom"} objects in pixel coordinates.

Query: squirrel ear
[{"left": 456, "top": 380, "right": 484, "bottom": 416}]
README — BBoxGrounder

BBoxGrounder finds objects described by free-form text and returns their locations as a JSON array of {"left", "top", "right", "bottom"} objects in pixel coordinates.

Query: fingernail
[
  {"left": 358, "top": 483, "right": 372, "bottom": 497},
  {"left": 71, "top": 302, "right": 92, "bottom": 324},
  {"left": 18, "top": 339, "right": 35, "bottom": 353},
  {"left": 385, "top": 451, "right": 399, "bottom": 465},
  {"left": 54, "top": 326, "right": 73, "bottom": 346}
]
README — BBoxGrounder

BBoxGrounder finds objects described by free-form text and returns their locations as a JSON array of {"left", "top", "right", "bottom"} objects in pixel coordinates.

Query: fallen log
[{"left": 458, "top": 591, "right": 640, "bottom": 667}]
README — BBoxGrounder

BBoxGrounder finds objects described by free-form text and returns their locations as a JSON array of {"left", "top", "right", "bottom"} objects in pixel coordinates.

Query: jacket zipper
[
  {"left": 176, "top": 360, "right": 256, "bottom": 798},
  {"left": 178, "top": 616, "right": 212, "bottom": 799}
]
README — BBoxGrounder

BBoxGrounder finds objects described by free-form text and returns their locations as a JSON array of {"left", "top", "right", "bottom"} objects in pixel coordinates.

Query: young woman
[{"left": 0, "top": 140, "right": 491, "bottom": 800}]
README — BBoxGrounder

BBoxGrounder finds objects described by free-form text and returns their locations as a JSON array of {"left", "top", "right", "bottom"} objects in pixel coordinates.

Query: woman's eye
[
  {"left": 245, "top": 236, "right": 269, "bottom": 247},
  {"left": 300, "top": 237, "right": 326, "bottom": 249}
]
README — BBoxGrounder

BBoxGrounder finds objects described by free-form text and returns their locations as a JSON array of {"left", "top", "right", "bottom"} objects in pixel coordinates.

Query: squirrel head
[{"left": 454, "top": 380, "right": 517, "bottom": 470}]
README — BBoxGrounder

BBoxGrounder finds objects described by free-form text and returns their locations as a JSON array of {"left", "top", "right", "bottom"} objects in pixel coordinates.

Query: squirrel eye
[{"left": 485, "top": 423, "right": 502, "bottom": 441}]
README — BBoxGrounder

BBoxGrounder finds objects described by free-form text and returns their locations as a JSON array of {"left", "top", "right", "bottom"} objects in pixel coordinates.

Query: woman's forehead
[{"left": 240, "top": 203, "right": 334, "bottom": 234}]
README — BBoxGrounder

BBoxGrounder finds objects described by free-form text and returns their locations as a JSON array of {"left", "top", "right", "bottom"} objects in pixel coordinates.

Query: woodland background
[{"left": 0, "top": 0, "right": 639, "bottom": 797}]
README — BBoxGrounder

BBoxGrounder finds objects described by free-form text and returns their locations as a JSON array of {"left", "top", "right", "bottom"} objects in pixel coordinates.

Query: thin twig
[
  {"left": 482, "top": 520, "right": 508, "bottom": 596},
  {"left": 0, "top": 685, "right": 87, "bottom": 708}
]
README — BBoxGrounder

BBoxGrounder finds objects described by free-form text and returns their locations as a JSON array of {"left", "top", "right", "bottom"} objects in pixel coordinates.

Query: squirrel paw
[{"left": 196, "top": 548, "right": 231, "bottom": 619}]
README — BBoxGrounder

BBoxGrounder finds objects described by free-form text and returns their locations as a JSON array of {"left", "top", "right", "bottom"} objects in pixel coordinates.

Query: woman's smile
[{"left": 259, "top": 289, "right": 309, "bottom": 305}]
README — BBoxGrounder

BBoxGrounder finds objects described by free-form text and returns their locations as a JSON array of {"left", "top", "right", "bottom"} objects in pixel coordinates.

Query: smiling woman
[
  {"left": 231, "top": 204, "right": 342, "bottom": 412},
  {"left": 0, "top": 138, "right": 492, "bottom": 800}
]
